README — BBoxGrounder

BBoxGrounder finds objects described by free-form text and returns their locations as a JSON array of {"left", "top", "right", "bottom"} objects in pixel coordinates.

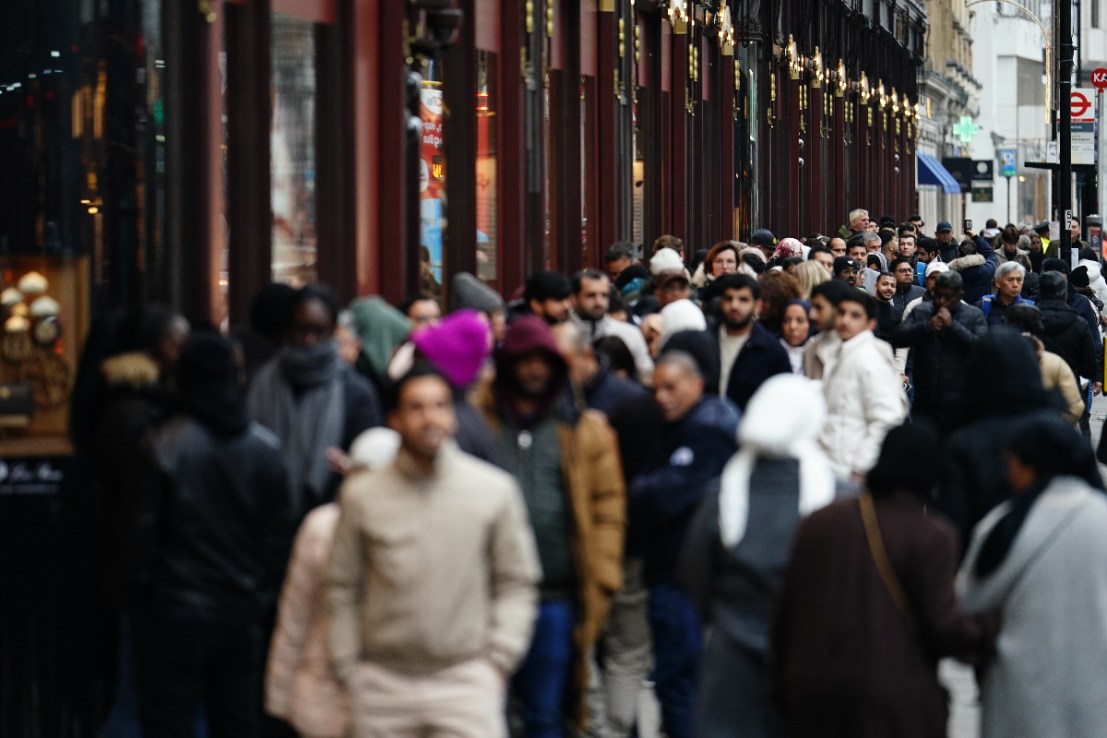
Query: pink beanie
[{"left": 411, "top": 309, "right": 491, "bottom": 389}]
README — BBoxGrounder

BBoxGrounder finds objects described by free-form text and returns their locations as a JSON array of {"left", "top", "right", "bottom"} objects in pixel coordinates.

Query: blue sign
[{"left": 998, "top": 148, "right": 1017, "bottom": 178}]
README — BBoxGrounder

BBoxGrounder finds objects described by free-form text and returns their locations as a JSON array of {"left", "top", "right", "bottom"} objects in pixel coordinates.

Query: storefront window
[
  {"left": 271, "top": 14, "right": 317, "bottom": 285},
  {"left": 476, "top": 51, "right": 497, "bottom": 286}
]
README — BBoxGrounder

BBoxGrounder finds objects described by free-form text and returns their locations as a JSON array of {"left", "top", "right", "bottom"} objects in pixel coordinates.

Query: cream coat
[
  {"left": 958, "top": 477, "right": 1107, "bottom": 738},
  {"left": 266, "top": 504, "right": 350, "bottom": 738},
  {"left": 818, "top": 330, "right": 908, "bottom": 478}
]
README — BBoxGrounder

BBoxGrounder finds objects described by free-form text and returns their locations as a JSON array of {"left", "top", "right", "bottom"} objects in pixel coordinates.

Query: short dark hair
[
  {"left": 292, "top": 284, "right": 340, "bottom": 328},
  {"left": 605, "top": 242, "right": 636, "bottom": 264},
  {"left": 652, "top": 234, "right": 684, "bottom": 256},
  {"left": 837, "top": 290, "right": 877, "bottom": 320},
  {"left": 810, "top": 279, "right": 853, "bottom": 305},
  {"left": 571, "top": 268, "right": 608, "bottom": 295},
  {"left": 525, "top": 270, "right": 571, "bottom": 303},
  {"left": 876, "top": 271, "right": 897, "bottom": 283},
  {"left": 399, "top": 293, "right": 437, "bottom": 317},
  {"left": 740, "top": 253, "right": 766, "bottom": 274},
  {"left": 916, "top": 237, "right": 938, "bottom": 254},
  {"left": 934, "top": 271, "right": 964, "bottom": 293},
  {"left": 890, "top": 257, "right": 914, "bottom": 273},
  {"left": 1006, "top": 303, "right": 1043, "bottom": 334},
  {"left": 593, "top": 335, "right": 635, "bottom": 377},
  {"left": 897, "top": 228, "right": 916, "bottom": 240},
  {"left": 714, "top": 273, "right": 760, "bottom": 300},
  {"left": 808, "top": 246, "right": 832, "bottom": 261},
  {"left": 385, "top": 363, "right": 453, "bottom": 413}
]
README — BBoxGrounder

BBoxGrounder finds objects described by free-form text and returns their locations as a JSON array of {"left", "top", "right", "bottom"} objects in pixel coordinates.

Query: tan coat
[
  {"left": 477, "top": 390, "right": 626, "bottom": 728},
  {"left": 1031, "top": 336, "right": 1085, "bottom": 425},
  {"left": 266, "top": 504, "right": 350, "bottom": 738}
]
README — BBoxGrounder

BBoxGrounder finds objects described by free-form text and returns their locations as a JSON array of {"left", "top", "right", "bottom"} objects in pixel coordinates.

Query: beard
[{"left": 724, "top": 311, "right": 753, "bottom": 332}]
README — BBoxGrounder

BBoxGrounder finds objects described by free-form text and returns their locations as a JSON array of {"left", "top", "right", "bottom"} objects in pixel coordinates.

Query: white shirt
[{"left": 718, "top": 325, "right": 750, "bottom": 394}]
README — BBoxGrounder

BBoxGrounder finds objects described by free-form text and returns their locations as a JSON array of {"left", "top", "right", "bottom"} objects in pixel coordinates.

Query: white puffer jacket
[
  {"left": 1078, "top": 257, "right": 1107, "bottom": 308},
  {"left": 818, "top": 330, "right": 908, "bottom": 478}
]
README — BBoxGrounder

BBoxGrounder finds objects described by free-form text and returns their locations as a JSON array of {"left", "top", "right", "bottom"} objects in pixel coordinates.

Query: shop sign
[{"left": 0, "top": 456, "right": 72, "bottom": 496}]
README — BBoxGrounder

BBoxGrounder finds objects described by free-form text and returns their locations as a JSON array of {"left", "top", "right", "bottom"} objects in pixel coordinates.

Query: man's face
[
  {"left": 388, "top": 375, "right": 457, "bottom": 460},
  {"left": 865, "top": 239, "right": 882, "bottom": 253},
  {"left": 847, "top": 245, "right": 866, "bottom": 264},
  {"left": 720, "top": 287, "right": 757, "bottom": 332},
  {"left": 1071, "top": 221, "right": 1082, "bottom": 239},
  {"left": 607, "top": 256, "right": 631, "bottom": 282},
  {"left": 552, "top": 324, "right": 595, "bottom": 387},
  {"left": 829, "top": 239, "right": 847, "bottom": 257},
  {"left": 512, "top": 351, "right": 555, "bottom": 398},
  {"left": 936, "top": 229, "right": 953, "bottom": 245},
  {"left": 911, "top": 218, "right": 924, "bottom": 231},
  {"left": 932, "top": 287, "right": 962, "bottom": 311},
  {"left": 876, "top": 275, "right": 897, "bottom": 302},
  {"left": 835, "top": 301, "right": 874, "bottom": 342},
  {"left": 898, "top": 236, "right": 916, "bottom": 258},
  {"left": 850, "top": 212, "right": 870, "bottom": 232},
  {"left": 810, "top": 294, "right": 836, "bottom": 331},
  {"left": 916, "top": 248, "right": 933, "bottom": 264},
  {"left": 997, "top": 271, "right": 1024, "bottom": 302},
  {"left": 573, "top": 275, "right": 610, "bottom": 322},
  {"left": 835, "top": 266, "right": 859, "bottom": 287},
  {"left": 289, "top": 298, "right": 334, "bottom": 348},
  {"left": 652, "top": 362, "right": 704, "bottom": 423},
  {"left": 657, "top": 278, "right": 691, "bottom": 308},
  {"left": 893, "top": 262, "right": 915, "bottom": 286},
  {"left": 531, "top": 296, "right": 572, "bottom": 324},
  {"left": 924, "top": 273, "right": 939, "bottom": 293},
  {"left": 866, "top": 222, "right": 879, "bottom": 234},
  {"left": 814, "top": 251, "right": 835, "bottom": 274},
  {"left": 407, "top": 298, "right": 442, "bottom": 330}
]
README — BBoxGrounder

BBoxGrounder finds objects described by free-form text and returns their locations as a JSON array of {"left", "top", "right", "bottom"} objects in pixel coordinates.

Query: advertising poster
[{"left": 420, "top": 82, "right": 445, "bottom": 284}]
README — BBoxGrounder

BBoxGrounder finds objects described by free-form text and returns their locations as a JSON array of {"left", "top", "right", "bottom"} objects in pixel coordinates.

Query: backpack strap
[{"left": 859, "top": 492, "right": 917, "bottom": 629}]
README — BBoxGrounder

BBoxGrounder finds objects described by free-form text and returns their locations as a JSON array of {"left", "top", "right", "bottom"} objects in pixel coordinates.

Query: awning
[{"left": 916, "top": 152, "right": 962, "bottom": 194}]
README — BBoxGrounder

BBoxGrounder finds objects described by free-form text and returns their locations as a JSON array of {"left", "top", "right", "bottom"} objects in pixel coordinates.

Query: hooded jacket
[
  {"left": 1037, "top": 298, "right": 1098, "bottom": 381},
  {"left": 477, "top": 316, "right": 625, "bottom": 729},
  {"left": 1078, "top": 257, "right": 1107, "bottom": 307},
  {"left": 947, "top": 236, "right": 998, "bottom": 304}
]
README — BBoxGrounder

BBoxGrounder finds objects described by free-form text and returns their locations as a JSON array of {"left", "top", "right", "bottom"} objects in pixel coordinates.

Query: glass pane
[
  {"left": 476, "top": 51, "right": 498, "bottom": 287},
  {"left": 271, "top": 14, "right": 317, "bottom": 286}
]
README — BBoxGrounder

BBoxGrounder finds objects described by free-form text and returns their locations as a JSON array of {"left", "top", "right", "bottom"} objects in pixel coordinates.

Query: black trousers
[{"left": 133, "top": 609, "right": 265, "bottom": 738}]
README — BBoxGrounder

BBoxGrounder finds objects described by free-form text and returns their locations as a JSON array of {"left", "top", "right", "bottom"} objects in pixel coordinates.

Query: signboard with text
[{"left": 1058, "top": 88, "right": 1098, "bottom": 165}]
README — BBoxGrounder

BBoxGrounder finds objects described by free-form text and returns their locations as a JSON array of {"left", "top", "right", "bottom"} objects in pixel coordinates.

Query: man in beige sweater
[{"left": 327, "top": 365, "right": 541, "bottom": 738}]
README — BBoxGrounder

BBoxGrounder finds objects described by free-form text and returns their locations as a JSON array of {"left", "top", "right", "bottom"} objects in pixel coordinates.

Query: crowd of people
[{"left": 76, "top": 208, "right": 1107, "bottom": 738}]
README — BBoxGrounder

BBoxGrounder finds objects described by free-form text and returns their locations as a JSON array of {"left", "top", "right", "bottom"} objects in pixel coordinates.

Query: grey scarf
[{"left": 247, "top": 341, "right": 346, "bottom": 509}]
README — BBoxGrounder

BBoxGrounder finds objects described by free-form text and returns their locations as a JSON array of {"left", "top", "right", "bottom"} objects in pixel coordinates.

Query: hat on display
[{"left": 935, "top": 221, "right": 953, "bottom": 233}]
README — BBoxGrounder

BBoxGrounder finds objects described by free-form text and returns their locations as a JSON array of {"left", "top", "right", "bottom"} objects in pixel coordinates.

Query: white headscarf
[
  {"left": 658, "top": 298, "right": 707, "bottom": 349},
  {"left": 718, "top": 374, "right": 836, "bottom": 547}
]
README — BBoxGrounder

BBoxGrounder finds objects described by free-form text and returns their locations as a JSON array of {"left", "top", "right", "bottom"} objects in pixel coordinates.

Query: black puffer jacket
[
  {"left": 133, "top": 417, "right": 294, "bottom": 622},
  {"left": 893, "top": 301, "right": 987, "bottom": 429},
  {"left": 1037, "top": 298, "right": 1098, "bottom": 381}
]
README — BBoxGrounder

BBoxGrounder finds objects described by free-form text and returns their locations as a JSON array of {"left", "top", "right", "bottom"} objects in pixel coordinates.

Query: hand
[
  {"left": 326, "top": 447, "right": 356, "bottom": 476},
  {"left": 937, "top": 307, "right": 953, "bottom": 327},
  {"left": 1096, "top": 382, "right": 1103, "bottom": 397}
]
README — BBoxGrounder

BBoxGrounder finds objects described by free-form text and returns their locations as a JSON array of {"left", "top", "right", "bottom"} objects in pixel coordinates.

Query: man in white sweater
[{"left": 327, "top": 366, "right": 541, "bottom": 738}]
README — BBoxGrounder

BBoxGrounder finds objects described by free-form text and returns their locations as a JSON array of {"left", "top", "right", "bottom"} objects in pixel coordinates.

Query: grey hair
[
  {"left": 995, "top": 261, "right": 1026, "bottom": 281},
  {"left": 656, "top": 350, "right": 703, "bottom": 379},
  {"left": 861, "top": 232, "right": 882, "bottom": 247},
  {"left": 849, "top": 208, "right": 869, "bottom": 226}
]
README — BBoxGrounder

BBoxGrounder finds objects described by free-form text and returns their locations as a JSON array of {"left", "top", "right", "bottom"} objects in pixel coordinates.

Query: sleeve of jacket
[
  {"left": 581, "top": 412, "right": 627, "bottom": 594},
  {"left": 325, "top": 481, "right": 365, "bottom": 686},
  {"left": 266, "top": 511, "right": 327, "bottom": 719},
  {"left": 902, "top": 522, "right": 994, "bottom": 664},
  {"left": 624, "top": 327, "right": 656, "bottom": 385},
  {"left": 486, "top": 481, "right": 542, "bottom": 675},
  {"left": 1051, "top": 355, "right": 1086, "bottom": 424},
  {"left": 629, "top": 432, "right": 736, "bottom": 523},
  {"left": 974, "top": 235, "right": 998, "bottom": 282},
  {"left": 259, "top": 446, "right": 296, "bottom": 609},
  {"left": 947, "top": 308, "right": 987, "bottom": 346},
  {"left": 850, "top": 359, "right": 908, "bottom": 475},
  {"left": 676, "top": 488, "right": 721, "bottom": 619},
  {"left": 1076, "top": 320, "right": 1099, "bottom": 381}
]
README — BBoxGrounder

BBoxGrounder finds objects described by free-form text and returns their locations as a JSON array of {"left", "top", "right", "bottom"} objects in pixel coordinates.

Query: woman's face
[
  {"left": 781, "top": 304, "right": 811, "bottom": 347},
  {"left": 1029, "top": 233, "right": 1043, "bottom": 252},
  {"left": 712, "top": 249, "right": 738, "bottom": 277}
]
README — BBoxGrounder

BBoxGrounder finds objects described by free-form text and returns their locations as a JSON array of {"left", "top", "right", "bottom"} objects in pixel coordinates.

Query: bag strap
[{"left": 858, "top": 492, "right": 917, "bottom": 629}]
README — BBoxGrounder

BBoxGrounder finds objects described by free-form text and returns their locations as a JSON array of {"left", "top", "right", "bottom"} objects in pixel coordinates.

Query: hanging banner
[{"left": 420, "top": 81, "right": 446, "bottom": 286}]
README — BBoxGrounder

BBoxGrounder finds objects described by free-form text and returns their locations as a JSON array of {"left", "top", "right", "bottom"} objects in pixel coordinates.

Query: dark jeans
[
  {"left": 648, "top": 583, "right": 702, "bottom": 738},
  {"left": 133, "top": 609, "right": 264, "bottom": 738},
  {"left": 511, "top": 598, "right": 575, "bottom": 738}
]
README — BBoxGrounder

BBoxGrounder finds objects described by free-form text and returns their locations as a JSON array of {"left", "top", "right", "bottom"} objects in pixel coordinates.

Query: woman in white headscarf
[{"left": 677, "top": 374, "right": 836, "bottom": 738}]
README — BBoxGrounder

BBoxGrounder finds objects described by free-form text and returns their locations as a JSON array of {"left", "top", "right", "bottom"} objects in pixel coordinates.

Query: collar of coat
[{"left": 947, "top": 254, "right": 986, "bottom": 272}]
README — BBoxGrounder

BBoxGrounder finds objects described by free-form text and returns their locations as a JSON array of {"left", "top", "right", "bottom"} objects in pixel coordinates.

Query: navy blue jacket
[
  {"left": 584, "top": 363, "right": 647, "bottom": 417},
  {"left": 711, "top": 322, "right": 793, "bottom": 413},
  {"left": 628, "top": 396, "right": 740, "bottom": 585}
]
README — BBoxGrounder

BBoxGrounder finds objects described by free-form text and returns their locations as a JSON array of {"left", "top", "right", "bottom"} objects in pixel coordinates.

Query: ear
[{"left": 755, "top": 298, "right": 764, "bottom": 317}]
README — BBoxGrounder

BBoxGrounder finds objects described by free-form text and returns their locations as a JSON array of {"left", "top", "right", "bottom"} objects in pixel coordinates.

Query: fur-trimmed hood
[
  {"left": 947, "top": 254, "right": 986, "bottom": 272},
  {"left": 100, "top": 351, "right": 161, "bottom": 390}
]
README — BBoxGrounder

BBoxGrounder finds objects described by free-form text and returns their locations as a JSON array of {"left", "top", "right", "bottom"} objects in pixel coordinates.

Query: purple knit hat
[{"left": 412, "top": 309, "right": 491, "bottom": 389}]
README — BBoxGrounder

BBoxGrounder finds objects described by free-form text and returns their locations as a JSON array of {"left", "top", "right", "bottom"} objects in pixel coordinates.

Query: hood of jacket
[
  {"left": 1078, "top": 258, "right": 1104, "bottom": 283},
  {"left": 948, "top": 254, "right": 986, "bottom": 272},
  {"left": 450, "top": 272, "right": 505, "bottom": 314},
  {"left": 349, "top": 296, "right": 410, "bottom": 377},
  {"left": 493, "top": 315, "right": 569, "bottom": 403},
  {"left": 1037, "top": 299, "right": 1079, "bottom": 335}
]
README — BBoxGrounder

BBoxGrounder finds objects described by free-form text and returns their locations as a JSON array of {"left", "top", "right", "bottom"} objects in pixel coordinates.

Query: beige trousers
[{"left": 349, "top": 659, "right": 506, "bottom": 738}]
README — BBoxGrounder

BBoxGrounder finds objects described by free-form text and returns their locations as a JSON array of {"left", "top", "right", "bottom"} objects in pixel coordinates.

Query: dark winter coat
[
  {"left": 892, "top": 302, "right": 987, "bottom": 430},
  {"left": 710, "top": 322, "right": 793, "bottom": 413},
  {"left": 583, "top": 363, "right": 647, "bottom": 417},
  {"left": 772, "top": 492, "right": 993, "bottom": 738},
  {"left": 628, "top": 395, "right": 739, "bottom": 585},
  {"left": 1037, "top": 298, "right": 1098, "bottom": 380},
  {"left": 947, "top": 236, "right": 998, "bottom": 304},
  {"left": 133, "top": 417, "right": 294, "bottom": 622},
  {"left": 891, "top": 284, "right": 926, "bottom": 313}
]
